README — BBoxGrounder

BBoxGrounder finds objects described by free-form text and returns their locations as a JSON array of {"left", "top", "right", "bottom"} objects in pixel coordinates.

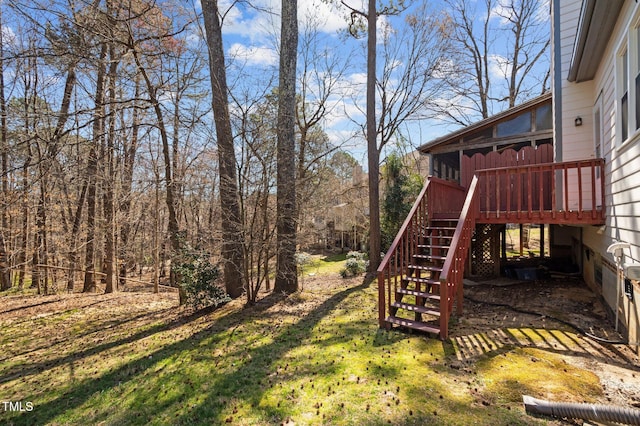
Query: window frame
[
  {"left": 616, "top": 15, "right": 640, "bottom": 149},
  {"left": 617, "top": 45, "right": 629, "bottom": 145},
  {"left": 593, "top": 93, "right": 602, "bottom": 177}
]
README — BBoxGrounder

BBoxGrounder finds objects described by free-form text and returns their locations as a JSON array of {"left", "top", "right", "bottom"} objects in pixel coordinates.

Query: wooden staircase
[
  {"left": 378, "top": 176, "right": 479, "bottom": 339},
  {"left": 385, "top": 218, "right": 456, "bottom": 336}
]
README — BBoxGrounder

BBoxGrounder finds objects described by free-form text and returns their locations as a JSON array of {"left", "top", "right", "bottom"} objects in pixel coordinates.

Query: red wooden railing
[
  {"left": 475, "top": 158, "right": 605, "bottom": 224},
  {"left": 377, "top": 177, "right": 467, "bottom": 331},
  {"left": 377, "top": 158, "right": 605, "bottom": 339},
  {"left": 438, "top": 176, "right": 479, "bottom": 338}
]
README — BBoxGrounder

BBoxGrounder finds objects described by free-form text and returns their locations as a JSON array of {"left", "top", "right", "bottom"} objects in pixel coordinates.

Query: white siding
[
  {"left": 558, "top": 0, "right": 640, "bottom": 344},
  {"left": 557, "top": 0, "right": 597, "bottom": 162}
]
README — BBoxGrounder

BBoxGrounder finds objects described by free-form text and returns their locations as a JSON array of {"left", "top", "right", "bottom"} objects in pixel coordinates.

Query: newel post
[
  {"left": 439, "top": 276, "right": 449, "bottom": 340},
  {"left": 378, "top": 272, "right": 386, "bottom": 328}
]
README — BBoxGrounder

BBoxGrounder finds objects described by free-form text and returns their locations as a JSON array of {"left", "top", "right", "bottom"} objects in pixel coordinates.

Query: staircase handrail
[
  {"left": 377, "top": 179, "right": 431, "bottom": 275},
  {"left": 438, "top": 175, "right": 480, "bottom": 338},
  {"left": 377, "top": 177, "right": 433, "bottom": 327}
]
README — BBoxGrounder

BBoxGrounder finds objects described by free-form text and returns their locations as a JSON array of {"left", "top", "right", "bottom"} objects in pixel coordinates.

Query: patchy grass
[
  {"left": 0, "top": 269, "right": 608, "bottom": 425},
  {"left": 302, "top": 253, "right": 349, "bottom": 276}
]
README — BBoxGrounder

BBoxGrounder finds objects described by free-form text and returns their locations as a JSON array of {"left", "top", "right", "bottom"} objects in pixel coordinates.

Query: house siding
[
  {"left": 555, "top": 0, "right": 599, "bottom": 211},
  {"left": 557, "top": 0, "right": 640, "bottom": 345}
]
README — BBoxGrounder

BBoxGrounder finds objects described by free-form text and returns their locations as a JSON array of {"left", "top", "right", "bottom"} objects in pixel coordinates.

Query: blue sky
[
  {"left": 1, "top": 0, "right": 550, "bottom": 168},
  {"left": 193, "top": 0, "right": 550, "bottom": 165}
]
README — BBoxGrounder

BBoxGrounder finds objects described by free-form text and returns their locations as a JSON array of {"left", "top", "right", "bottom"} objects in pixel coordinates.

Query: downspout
[
  {"left": 523, "top": 395, "right": 640, "bottom": 425},
  {"left": 552, "top": 0, "right": 564, "bottom": 209}
]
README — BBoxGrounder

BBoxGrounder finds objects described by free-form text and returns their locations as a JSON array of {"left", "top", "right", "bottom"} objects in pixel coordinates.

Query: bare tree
[
  {"left": 0, "top": 8, "right": 11, "bottom": 290},
  {"left": 273, "top": 0, "right": 299, "bottom": 294},
  {"left": 202, "top": 0, "right": 245, "bottom": 299},
  {"left": 235, "top": 91, "right": 278, "bottom": 304},
  {"left": 296, "top": 13, "right": 350, "bottom": 231},
  {"left": 440, "top": 0, "right": 550, "bottom": 124},
  {"left": 334, "top": 0, "right": 412, "bottom": 274},
  {"left": 375, "top": 7, "right": 453, "bottom": 151}
]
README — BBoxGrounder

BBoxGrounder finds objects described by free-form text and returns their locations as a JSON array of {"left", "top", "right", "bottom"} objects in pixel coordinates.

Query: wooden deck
[
  {"left": 461, "top": 145, "right": 605, "bottom": 225},
  {"left": 474, "top": 158, "right": 605, "bottom": 225},
  {"left": 377, "top": 156, "right": 606, "bottom": 338}
]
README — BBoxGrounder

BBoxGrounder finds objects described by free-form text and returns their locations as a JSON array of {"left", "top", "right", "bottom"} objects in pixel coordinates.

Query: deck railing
[
  {"left": 475, "top": 158, "right": 605, "bottom": 224},
  {"left": 438, "top": 176, "right": 479, "bottom": 338},
  {"left": 377, "top": 158, "right": 605, "bottom": 338},
  {"left": 377, "top": 177, "right": 467, "bottom": 331}
]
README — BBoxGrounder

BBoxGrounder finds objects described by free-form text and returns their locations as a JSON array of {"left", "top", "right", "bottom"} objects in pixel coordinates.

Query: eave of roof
[
  {"left": 568, "top": 0, "right": 624, "bottom": 83},
  {"left": 417, "top": 92, "right": 552, "bottom": 154}
]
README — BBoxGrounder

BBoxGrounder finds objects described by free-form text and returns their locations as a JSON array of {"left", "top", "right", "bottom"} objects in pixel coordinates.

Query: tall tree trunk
[
  {"left": 0, "top": 9, "right": 11, "bottom": 291},
  {"left": 18, "top": 157, "right": 29, "bottom": 290},
  {"left": 83, "top": 152, "right": 98, "bottom": 293},
  {"left": 84, "top": 43, "right": 107, "bottom": 293},
  {"left": 103, "top": 42, "right": 119, "bottom": 294},
  {"left": 274, "top": 0, "right": 299, "bottom": 293},
  {"left": 202, "top": 0, "right": 244, "bottom": 299},
  {"left": 34, "top": 178, "right": 48, "bottom": 294},
  {"left": 130, "top": 42, "right": 183, "bottom": 302},
  {"left": 367, "top": 0, "right": 381, "bottom": 274},
  {"left": 66, "top": 182, "right": 88, "bottom": 291},
  {"left": 119, "top": 76, "right": 140, "bottom": 275}
]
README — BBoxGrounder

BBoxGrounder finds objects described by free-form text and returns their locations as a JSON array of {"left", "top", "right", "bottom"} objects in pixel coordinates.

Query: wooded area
[
  {"left": 0, "top": 0, "right": 550, "bottom": 303},
  {"left": 6, "top": 2, "right": 638, "bottom": 425}
]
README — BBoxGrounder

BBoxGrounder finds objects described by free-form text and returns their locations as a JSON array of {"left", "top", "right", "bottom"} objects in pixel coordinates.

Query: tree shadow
[
  {"left": 8, "top": 280, "right": 371, "bottom": 425},
  {"left": 0, "top": 304, "right": 215, "bottom": 386},
  {"left": 0, "top": 307, "right": 176, "bottom": 364}
]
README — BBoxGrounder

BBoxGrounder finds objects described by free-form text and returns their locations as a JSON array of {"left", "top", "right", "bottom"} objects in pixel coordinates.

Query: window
[
  {"left": 616, "top": 20, "right": 640, "bottom": 145},
  {"left": 535, "top": 104, "right": 552, "bottom": 130},
  {"left": 620, "top": 48, "right": 629, "bottom": 142},
  {"left": 594, "top": 94, "right": 602, "bottom": 177},
  {"left": 496, "top": 111, "right": 532, "bottom": 137},
  {"left": 636, "top": 26, "right": 640, "bottom": 131}
]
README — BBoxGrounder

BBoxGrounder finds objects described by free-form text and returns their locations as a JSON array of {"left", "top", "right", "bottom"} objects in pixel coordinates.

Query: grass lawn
[{"left": 0, "top": 254, "right": 606, "bottom": 425}]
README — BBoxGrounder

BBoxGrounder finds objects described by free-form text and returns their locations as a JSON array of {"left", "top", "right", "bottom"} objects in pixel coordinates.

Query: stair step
[
  {"left": 408, "top": 264, "right": 439, "bottom": 272},
  {"left": 417, "top": 244, "right": 450, "bottom": 250},
  {"left": 409, "top": 260, "right": 443, "bottom": 270},
  {"left": 430, "top": 214, "right": 459, "bottom": 220},
  {"left": 386, "top": 316, "right": 440, "bottom": 335},
  {"left": 404, "top": 276, "right": 441, "bottom": 286},
  {"left": 424, "top": 229, "right": 456, "bottom": 237},
  {"left": 391, "top": 302, "right": 440, "bottom": 317},
  {"left": 413, "top": 254, "right": 446, "bottom": 261},
  {"left": 397, "top": 288, "right": 441, "bottom": 301},
  {"left": 426, "top": 226, "right": 456, "bottom": 231}
]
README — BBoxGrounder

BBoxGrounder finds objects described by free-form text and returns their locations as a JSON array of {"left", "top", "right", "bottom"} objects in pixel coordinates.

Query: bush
[
  {"left": 173, "top": 250, "right": 230, "bottom": 310},
  {"left": 340, "top": 251, "right": 368, "bottom": 278}
]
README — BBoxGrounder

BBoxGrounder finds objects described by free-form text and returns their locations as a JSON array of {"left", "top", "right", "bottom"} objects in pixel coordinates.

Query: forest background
[{"left": 0, "top": 0, "right": 550, "bottom": 303}]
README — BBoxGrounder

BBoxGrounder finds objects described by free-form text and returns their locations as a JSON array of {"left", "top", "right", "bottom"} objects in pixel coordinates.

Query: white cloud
[
  {"left": 228, "top": 43, "right": 278, "bottom": 66},
  {"left": 490, "top": 0, "right": 550, "bottom": 25},
  {"left": 299, "top": 0, "right": 348, "bottom": 33},
  {"left": 215, "top": 0, "right": 353, "bottom": 38},
  {"left": 2, "top": 26, "right": 16, "bottom": 47},
  {"left": 488, "top": 53, "right": 510, "bottom": 80},
  {"left": 347, "top": 72, "right": 367, "bottom": 85}
]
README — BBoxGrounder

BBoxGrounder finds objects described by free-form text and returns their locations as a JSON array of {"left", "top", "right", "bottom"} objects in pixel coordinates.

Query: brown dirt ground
[{"left": 455, "top": 276, "right": 640, "bottom": 412}]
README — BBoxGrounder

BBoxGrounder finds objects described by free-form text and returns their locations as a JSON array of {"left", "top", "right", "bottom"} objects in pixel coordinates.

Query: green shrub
[
  {"left": 173, "top": 250, "right": 230, "bottom": 310},
  {"left": 339, "top": 251, "right": 367, "bottom": 278}
]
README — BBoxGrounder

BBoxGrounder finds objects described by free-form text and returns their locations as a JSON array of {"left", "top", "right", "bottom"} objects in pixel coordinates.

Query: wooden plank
[
  {"left": 391, "top": 302, "right": 440, "bottom": 317},
  {"left": 386, "top": 316, "right": 440, "bottom": 335}
]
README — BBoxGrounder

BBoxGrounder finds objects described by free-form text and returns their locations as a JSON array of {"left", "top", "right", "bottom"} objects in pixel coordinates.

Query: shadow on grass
[
  {"left": 320, "top": 253, "right": 347, "bottom": 263},
  {"left": 0, "top": 305, "right": 213, "bottom": 386},
  {"left": 9, "top": 280, "right": 371, "bottom": 425},
  {"left": 449, "top": 327, "right": 640, "bottom": 371},
  {"left": 0, "top": 298, "right": 61, "bottom": 315},
  {"left": 0, "top": 307, "right": 176, "bottom": 364},
  {"left": 176, "top": 279, "right": 374, "bottom": 424}
]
